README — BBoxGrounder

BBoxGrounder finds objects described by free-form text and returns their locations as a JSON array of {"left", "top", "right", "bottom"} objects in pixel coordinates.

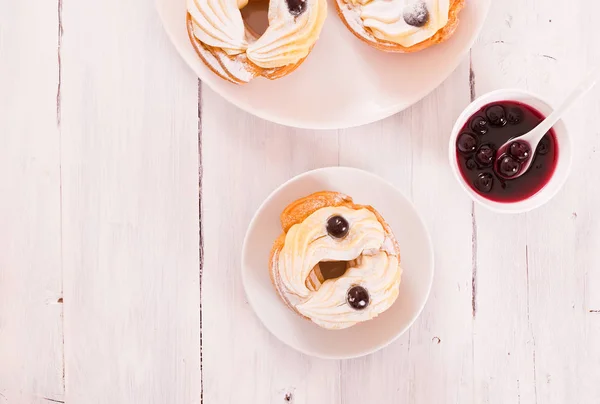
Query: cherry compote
[{"left": 456, "top": 101, "right": 558, "bottom": 203}]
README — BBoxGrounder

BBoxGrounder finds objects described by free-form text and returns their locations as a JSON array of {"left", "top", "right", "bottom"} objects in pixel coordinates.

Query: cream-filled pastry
[
  {"left": 269, "top": 191, "right": 402, "bottom": 330},
  {"left": 335, "top": 0, "right": 464, "bottom": 52},
  {"left": 186, "top": 0, "right": 327, "bottom": 83}
]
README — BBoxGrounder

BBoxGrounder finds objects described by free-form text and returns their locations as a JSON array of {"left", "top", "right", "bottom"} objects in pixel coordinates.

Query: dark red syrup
[{"left": 456, "top": 101, "right": 558, "bottom": 203}]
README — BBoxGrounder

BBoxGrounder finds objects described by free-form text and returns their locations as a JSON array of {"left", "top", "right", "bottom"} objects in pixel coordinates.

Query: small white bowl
[
  {"left": 241, "top": 167, "right": 434, "bottom": 359},
  {"left": 449, "top": 89, "right": 573, "bottom": 214}
]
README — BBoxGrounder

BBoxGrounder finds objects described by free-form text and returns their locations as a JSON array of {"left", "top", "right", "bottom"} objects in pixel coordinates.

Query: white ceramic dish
[
  {"left": 156, "top": 0, "right": 491, "bottom": 129},
  {"left": 241, "top": 167, "right": 434, "bottom": 359},
  {"left": 449, "top": 89, "right": 573, "bottom": 214}
]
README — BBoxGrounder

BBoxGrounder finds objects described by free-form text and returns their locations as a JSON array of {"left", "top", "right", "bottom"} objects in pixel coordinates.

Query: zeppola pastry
[
  {"left": 335, "top": 0, "right": 465, "bottom": 52},
  {"left": 186, "top": 0, "right": 327, "bottom": 84},
  {"left": 269, "top": 191, "right": 402, "bottom": 330}
]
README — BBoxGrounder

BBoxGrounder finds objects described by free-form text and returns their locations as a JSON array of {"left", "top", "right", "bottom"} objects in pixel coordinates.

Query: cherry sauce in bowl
[{"left": 456, "top": 101, "right": 559, "bottom": 203}]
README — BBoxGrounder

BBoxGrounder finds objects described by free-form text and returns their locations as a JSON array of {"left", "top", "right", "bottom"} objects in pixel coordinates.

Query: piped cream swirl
[
  {"left": 276, "top": 206, "right": 402, "bottom": 330},
  {"left": 187, "top": 0, "right": 248, "bottom": 55},
  {"left": 187, "top": 0, "right": 327, "bottom": 69},
  {"left": 357, "top": 0, "right": 450, "bottom": 47},
  {"left": 247, "top": 0, "right": 328, "bottom": 68},
  {"left": 297, "top": 252, "right": 400, "bottom": 329}
]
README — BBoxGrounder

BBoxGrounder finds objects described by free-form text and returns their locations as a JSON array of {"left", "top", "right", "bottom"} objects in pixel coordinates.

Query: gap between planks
[
  {"left": 469, "top": 51, "right": 478, "bottom": 319},
  {"left": 56, "top": 0, "right": 66, "bottom": 399},
  {"left": 197, "top": 80, "right": 205, "bottom": 404}
]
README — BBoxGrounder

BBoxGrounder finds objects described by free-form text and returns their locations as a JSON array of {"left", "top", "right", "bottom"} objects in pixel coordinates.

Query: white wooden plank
[
  {"left": 202, "top": 63, "right": 474, "bottom": 403},
  {"left": 201, "top": 85, "right": 342, "bottom": 404},
  {"left": 3, "top": 0, "right": 600, "bottom": 401},
  {"left": 338, "top": 63, "right": 474, "bottom": 403},
  {"left": 58, "top": 0, "right": 201, "bottom": 402},
  {"left": 0, "top": 1, "right": 64, "bottom": 403},
  {"left": 471, "top": 0, "right": 600, "bottom": 402}
]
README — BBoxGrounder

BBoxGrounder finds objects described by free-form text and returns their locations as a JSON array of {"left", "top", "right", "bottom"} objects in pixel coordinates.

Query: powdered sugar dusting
[
  {"left": 189, "top": 17, "right": 256, "bottom": 83},
  {"left": 216, "top": 52, "right": 256, "bottom": 83},
  {"left": 339, "top": 0, "right": 451, "bottom": 48},
  {"left": 402, "top": 1, "right": 429, "bottom": 27},
  {"left": 188, "top": 0, "right": 326, "bottom": 81},
  {"left": 272, "top": 202, "right": 403, "bottom": 329},
  {"left": 339, "top": 2, "right": 375, "bottom": 41},
  {"left": 194, "top": 43, "right": 231, "bottom": 78},
  {"left": 381, "top": 236, "right": 397, "bottom": 256}
]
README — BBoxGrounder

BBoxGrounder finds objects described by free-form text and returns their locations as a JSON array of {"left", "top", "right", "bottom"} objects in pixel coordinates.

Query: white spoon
[{"left": 495, "top": 67, "right": 600, "bottom": 179}]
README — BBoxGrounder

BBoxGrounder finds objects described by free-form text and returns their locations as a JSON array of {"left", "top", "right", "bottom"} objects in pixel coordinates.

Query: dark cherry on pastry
[
  {"left": 286, "top": 0, "right": 307, "bottom": 16},
  {"left": 456, "top": 101, "right": 558, "bottom": 202},
  {"left": 403, "top": 2, "right": 429, "bottom": 27},
  {"left": 186, "top": 0, "right": 326, "bottom": 85},
  {"left": 335, "top": 0, "right": 466, "bottom": 54},
  {"left": 347, "top": 285, "right": 370, "bottom": 310},
  {"left": 327, "top": 215, "right": 349, "bottom": 238},
  {"left": 269, "top": 191, "right": 403, "bottom": 329}
]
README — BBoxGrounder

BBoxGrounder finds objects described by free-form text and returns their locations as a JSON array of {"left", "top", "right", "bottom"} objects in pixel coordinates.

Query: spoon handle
[{"left": 533, "top": 67, "right": 600, "bottom": 137}]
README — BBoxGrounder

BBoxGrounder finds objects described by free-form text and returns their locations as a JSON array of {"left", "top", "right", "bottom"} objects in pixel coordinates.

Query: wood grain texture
[
  {"left": 201, "top": 63, "right": 475, "bottom": 404},
  {"left": 0, "top": 1, "right": 65, "bottom": 403},
  {"left": 337, "top": 65, "right": 474, "bottom": 404},
  {"left": 3, "top": 0, "right": 600, "bottom": 402},
  {"left": 201, "top": 1, "right": 600, "bottom": 403},
  {"left": 201, "top": 87, "right": 341, "bottom": 403},
  {"left": 58, "top": 0, "right": 201, "bottom": 402},
  {"left": 471, "top": 0, "right": 600, "bottom": 403}
]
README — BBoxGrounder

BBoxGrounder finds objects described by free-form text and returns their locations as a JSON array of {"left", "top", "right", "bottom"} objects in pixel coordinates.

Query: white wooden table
[{"left": 2, "top": 0, "right": 600, "bottom": 403}]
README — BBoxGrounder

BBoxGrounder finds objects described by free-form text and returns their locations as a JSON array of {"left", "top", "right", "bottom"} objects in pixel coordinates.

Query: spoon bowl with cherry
[{"left": 495, "top": 67, "right": 600, "bottom": 179}]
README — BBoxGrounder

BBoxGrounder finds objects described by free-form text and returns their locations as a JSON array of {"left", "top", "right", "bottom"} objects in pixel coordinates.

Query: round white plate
[
  {"left": 156, "top": 0, "right": 490, "bottom": 129},
  {"left": 241, "top": 167, "right": 434, "bottom": 359}
]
